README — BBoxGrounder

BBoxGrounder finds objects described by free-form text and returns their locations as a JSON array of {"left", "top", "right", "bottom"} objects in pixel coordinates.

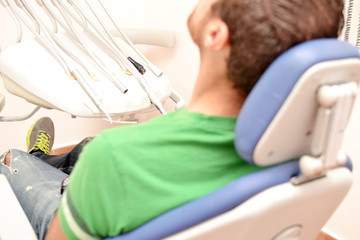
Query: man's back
[{"left": 58, "top": 109, "right": 262, "bottom": 238}]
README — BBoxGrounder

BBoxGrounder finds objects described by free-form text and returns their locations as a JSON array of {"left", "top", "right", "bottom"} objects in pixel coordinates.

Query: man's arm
[
  {"left": 45, "top": 133, "right": 125, "bottom": 239},
  {"left": 46, "top": 212, "right": 68, "bottom": 240}
]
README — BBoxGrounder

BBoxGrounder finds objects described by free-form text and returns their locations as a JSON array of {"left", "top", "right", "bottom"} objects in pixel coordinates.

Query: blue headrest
[{"left": 235, "top": 39, "right": 360, "bottom": 165}]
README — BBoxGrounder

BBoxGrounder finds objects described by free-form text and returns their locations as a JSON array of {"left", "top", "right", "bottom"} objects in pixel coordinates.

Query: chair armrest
[{"left": 0, "top": 174, "right": 37, "bottom": 240}]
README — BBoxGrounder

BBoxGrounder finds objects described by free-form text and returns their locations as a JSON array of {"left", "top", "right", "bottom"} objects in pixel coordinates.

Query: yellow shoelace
[{"left": 32, "top": 130, "right": 51, "bottom": 154}]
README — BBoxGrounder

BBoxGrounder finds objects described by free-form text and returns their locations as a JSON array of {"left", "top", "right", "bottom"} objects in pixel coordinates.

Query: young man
[{"left": 0, "top": 0, "right": 344, "bottom": 239}]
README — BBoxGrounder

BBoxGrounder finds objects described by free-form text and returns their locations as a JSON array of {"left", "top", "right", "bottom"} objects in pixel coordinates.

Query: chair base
[{"left": 166, "top": 167, "right": 352, "bottom": 240}]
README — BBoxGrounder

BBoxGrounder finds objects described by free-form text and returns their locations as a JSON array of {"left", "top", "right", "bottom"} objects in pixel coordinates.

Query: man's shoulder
[{"left": 100, "top": 109, "right": 189, "bottom": 138}]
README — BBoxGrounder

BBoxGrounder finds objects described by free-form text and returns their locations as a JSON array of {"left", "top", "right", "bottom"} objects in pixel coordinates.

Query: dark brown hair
[{"left": 211, "top": 0, "right": 344, "bottom": 96}]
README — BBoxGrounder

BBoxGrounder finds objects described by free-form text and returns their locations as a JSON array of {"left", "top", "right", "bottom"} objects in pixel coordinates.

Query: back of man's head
[{"left": 211, "top": 0, "right": 344, "bottom": 97}]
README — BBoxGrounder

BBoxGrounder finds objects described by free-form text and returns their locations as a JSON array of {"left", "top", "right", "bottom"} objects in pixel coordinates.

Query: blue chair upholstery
[
  {"left": 106, "top": 39, "right": 359, "bottom": 240},
  {"left": 235, "top": 39, "right": 360, "bottom": 164}
]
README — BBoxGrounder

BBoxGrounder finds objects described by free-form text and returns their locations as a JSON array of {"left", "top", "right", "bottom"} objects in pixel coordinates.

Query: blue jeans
[{"left": 0, "top": 138, "right": 91, "bottom": 240}]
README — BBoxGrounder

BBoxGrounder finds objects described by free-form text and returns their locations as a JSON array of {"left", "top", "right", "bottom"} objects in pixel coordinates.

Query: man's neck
[
  {"left": 187, "top": 68, "right": 246, "bottom": 117},
  {"left": 187, "top": 45, "right": 246, "bottom": 117}
]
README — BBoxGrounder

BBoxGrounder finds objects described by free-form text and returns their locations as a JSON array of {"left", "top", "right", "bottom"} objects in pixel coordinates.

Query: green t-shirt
[{"left": 58, "top": 108, "right": 263, "bottom": 239}]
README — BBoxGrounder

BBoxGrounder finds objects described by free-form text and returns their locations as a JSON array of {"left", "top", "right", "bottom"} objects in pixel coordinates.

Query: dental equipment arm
[
  {"left": 40, "top": 0, "right": 130, "bottom": 75},
  {"left": 1, "top": 0, "right": 22, "bottom": 43},
  {"left": 68, "top": 0, "right": 167, "bottom": 113},
  {"left": 59, "top": 0, "right": 132, "bottom": 75},
  {"left": 97, "top": 0, "right": 163, "bottom": 78},
  {"left": 7, "top": 0, "right": 70, "bottom": 73},
  {"left": 37, "top": 0, "right": 127, "bottom": 78},
  {"left": 47, "top": 0, "right": 167, "bottom": 114},
  {"left": 49, "top": 0, "right": 129, "bottom": 93},
  {"left": 82, "top": 0, "right": 146, "bottom": 74},
  {"left": 7, "top": 0, "right": 114, "bottom": 121},
  {"left": 0, "top": 0, "right": 181, "bottom": 120},
  {"left": 170, "top": 90, "right": 186, "bottom": 110}
]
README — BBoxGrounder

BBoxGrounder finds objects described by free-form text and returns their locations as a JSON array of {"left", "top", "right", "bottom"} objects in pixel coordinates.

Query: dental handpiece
[
  {"left": 53, "top": 0, "right": 128, "bottom": 93},
  {"left": 71, "top": 68, "right": 112, "bottom": 122},
  {"left": 96, "top": 0, "right": 163, "bottom": 78}
]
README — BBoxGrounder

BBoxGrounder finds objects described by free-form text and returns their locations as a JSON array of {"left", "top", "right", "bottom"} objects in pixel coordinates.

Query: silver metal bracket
[
  {"left": 0, "top": 106, "right": 40, "bottom": 122},
  {"left": 299, "top": 82, "right": 357, "bottom": 178}
]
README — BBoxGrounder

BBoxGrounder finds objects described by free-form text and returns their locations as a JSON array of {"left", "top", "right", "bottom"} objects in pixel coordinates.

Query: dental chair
[
  {"left": 104, "top": 38, "right": 360, "bottom": 240},
  {"left": 0, "top": 38, "right": 359, "bottom": 240}
]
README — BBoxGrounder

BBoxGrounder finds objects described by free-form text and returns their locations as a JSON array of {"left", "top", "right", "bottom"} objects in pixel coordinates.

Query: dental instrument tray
[{"left": 0, "top": 33, "right": 174, "bottom": 118}]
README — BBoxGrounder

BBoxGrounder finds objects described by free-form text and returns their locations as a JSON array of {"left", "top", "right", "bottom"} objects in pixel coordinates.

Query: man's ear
[{"left": 204, "top": 19, "right": 230, "bottom": 50}]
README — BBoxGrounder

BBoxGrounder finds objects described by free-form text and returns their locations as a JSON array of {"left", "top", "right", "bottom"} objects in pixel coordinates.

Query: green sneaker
[{"left": 26, "top": 117, "right": 55, "bottom": 154}]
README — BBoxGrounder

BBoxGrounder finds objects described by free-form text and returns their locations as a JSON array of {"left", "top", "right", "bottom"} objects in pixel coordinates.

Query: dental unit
[{"left": 0, "top": 0, "right": 183, "bottom": 123}]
